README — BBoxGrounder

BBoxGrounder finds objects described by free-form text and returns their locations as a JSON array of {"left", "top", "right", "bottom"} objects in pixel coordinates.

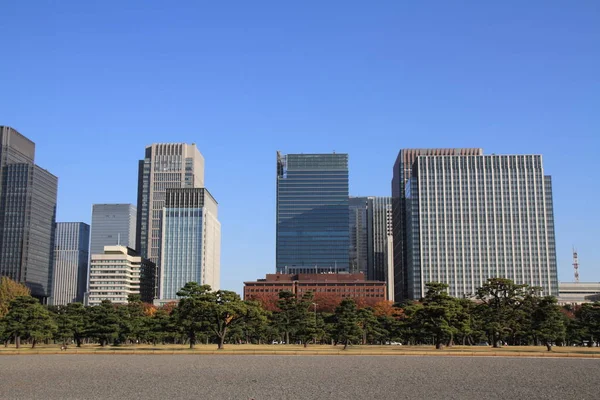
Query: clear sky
[{"left": 1, "top": 1, "right": 598, "bottom": 294}]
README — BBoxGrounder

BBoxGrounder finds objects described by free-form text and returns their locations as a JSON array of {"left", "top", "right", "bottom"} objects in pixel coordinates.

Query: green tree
[
  {"left": 576, "top": 302, "right": 600, "bottom": 347},
  {"left": 295, "top": 292, "right": 317, "bottom": 347},
  {"left": 174, "top": 282, "right": 213, "bottom": 348},
  {"left": 2, "top": 296, "right": 57, "bottom": 348},
  {"left": 275, "top": 291, "right": 298, "bottom": 344},
  {"left": 414, "top": 283, "right": 457, "bottom": 349},
  {"left": 532, "top": 296, "right": 566, "bottom": 351},
  {"left": 211, "top": 290, "right": 249, "bottom": 350},
  {"left": 334, "top": 298, "right": 362, "bottom": 350},
  {"left": 65, "top": 303, "right": 89, "bottom": 347},
  {"left": 0, "top": 277, "right": 30, "bottom": 318},
  {"left": 475, "top": 278, "right": 529, "bottom": 348},
  {"left": 87, "top": 300, "right": 121, "bottom": 347},
  {"left": 357, "top": 307, "right": 384, "bottom": 344}
]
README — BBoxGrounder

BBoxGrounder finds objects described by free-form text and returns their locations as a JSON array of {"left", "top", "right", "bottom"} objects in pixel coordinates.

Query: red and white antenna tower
[{"left": 573, "top": 248, "right": 580, "bottom": 283}]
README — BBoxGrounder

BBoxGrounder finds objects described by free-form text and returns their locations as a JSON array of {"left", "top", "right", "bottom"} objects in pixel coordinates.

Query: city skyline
[
  {"left": 0, "top": 128, "right": 592, "bottom": 298},
  {"left": 2, "top": 2, "right": 598, "bottom": 295}
]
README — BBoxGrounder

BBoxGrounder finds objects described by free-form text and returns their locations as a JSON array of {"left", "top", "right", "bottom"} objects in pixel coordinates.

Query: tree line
[{"left": 1, "top": 277, "right": 599, "bottom": 351}]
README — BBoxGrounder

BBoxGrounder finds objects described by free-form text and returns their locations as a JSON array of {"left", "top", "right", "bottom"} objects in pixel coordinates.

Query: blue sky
[{"left": 1, "top": 1, "right": 598, "bottom": 294}]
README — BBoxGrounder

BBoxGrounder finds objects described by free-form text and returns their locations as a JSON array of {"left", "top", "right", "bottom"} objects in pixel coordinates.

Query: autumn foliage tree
[{"left": 0, "top": 277, "right": 31, "bottom": 318}]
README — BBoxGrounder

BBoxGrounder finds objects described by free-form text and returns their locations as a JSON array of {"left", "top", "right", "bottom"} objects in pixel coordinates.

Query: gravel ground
[{"left": 0, "top": 355, "right": 598, "bottom": 400}]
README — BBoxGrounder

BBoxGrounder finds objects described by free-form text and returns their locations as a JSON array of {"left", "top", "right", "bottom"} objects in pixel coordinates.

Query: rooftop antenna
[
  {"left": 117, "top": 233, "right": 121, "bottom": 246},
  {"left": 573, "top": 247, "right": 580, "bottom": 283}
]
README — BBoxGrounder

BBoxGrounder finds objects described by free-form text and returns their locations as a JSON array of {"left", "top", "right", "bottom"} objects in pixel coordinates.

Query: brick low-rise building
[{"left": 244, "top": 273, "right": 387, "bottom": 311}]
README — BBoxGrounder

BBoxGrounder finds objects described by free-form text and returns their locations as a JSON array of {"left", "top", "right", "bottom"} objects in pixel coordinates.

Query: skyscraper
[
  {"left": 0, "top": 127, "right": 58, "bottom": 301},
  {"left": 136, "top": 144, "right": 205, "bottom": 267},
  {"left": 51, "top": 222, "right": 90, "bottom": 305},
  {"left": 159, "top": 188, "right": 221, "bottom": 301},
  {"left": 366, "top": 196, "right": 393, "bottom": 283},
  {"left": 276, "top": 152, "right": 350, "bottom": 274},
  {"left": 90, "top": 204, "right": 137, "bottom": 255},
  {"left": 403, "top": 152, "right": 558, "bottom": 299},
  {"left": 392, "top": 148, "right": 482, "bottom": 300},
  {"left": 349, "top": 196, "right": 394, "bottom": 299},
  {"left": 349, "top": 197, "right": 369, "bottom": 275}
]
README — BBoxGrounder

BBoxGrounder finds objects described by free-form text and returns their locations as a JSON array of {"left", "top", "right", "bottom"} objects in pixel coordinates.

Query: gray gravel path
[{"left": 0, "top": 355, "right": 597, "bottom": 399}]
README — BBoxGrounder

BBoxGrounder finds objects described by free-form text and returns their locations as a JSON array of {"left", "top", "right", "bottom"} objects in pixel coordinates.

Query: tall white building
[
  {"left": 51, "top": 222, "right": 90, "bottom": 305},
  {"left": 404, "top": 153, "right": 558, "bottom": 299},
  {"left": 87, "top": 245, "right": 155, "bottom": 306},
  {"left": 159, "top": 188, "right": 220, "bottom": 302}
]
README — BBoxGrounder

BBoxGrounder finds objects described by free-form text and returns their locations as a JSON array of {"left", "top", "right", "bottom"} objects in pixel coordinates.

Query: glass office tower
[
  {"left": 52, "top": 222, "right": 90, "bottom": 305},
  {"left": 160, "top": 188, "right": 220, "bottom": 300},
  {"left": 405, "top": 153, "right": 559, "bottom": 299},
  {"left": 0, "top": 163, "right": 57, "bottom": 300},
  {"left": 90, "top": 204, "right": 137, "bottom": 255},
  {"left": 276, "top": 152, "right": 350, "bottom": 273}
]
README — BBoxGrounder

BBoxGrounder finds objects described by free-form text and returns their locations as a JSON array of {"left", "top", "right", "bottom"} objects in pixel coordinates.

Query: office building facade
[
  {"left": 136, "top": 143, "right": 205, "bottom": 268},
  {"left": 90, "top": 204, "right": 137, "bottom": 255},
  {"left": 392, "top": 148, "right": 482, "bottom": 300},
  {"left": 159, "top": 188, "right": 220, "bottom": 300},
  {"left": 404, "top": 153, "right": 559, "bottom": 299},
  {"left": 51, "top": 222, "right": 90, "bottom": 305},
  {"left": 0, "top": 127, "right": 58, "bottom": 301},
  {"left": 276, "top": 152, "right": 350, "bottom": 274},
  {"left": 349, "top": 197, "right": 369, "bottom": 275},
  {"left": 88, "top": 245, "right": 156, "bottom": 305}
]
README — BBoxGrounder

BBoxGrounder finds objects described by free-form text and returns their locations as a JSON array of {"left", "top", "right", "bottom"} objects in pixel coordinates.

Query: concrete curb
[{"left": 1, "top": 350, "right": 600, "bottom": 358}]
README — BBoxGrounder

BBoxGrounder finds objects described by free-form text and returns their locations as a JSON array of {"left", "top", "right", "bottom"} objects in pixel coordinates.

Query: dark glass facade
[
  {"left": 276, "top": 153, "right": 349, "bottom": 273},
  {"left": 0, "top": 164, "right": 57, "bottom": 299}
]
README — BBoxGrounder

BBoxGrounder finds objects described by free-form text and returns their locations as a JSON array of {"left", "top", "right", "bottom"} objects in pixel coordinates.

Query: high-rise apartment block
[
  {"left": 276, "top": 152, "right": 350, "bottom": 274},
  {"left": 0, "top": 126, "right": 58, "bottom": 301},
  {"left": 159, "top": 188, "right": 220, "bottom": 302},
  {"left": 51, "top": 222, "right": 90, "bottom": 305},
  {"left": 136, "top": 144, "right": 204, "bottom": 268},
  {"left": 90, "top": 204, "right": 137, "bottom": 255},
  {"left": 396, "top": 150, "right": 558, "bottom": 299},
  {"left": 87, "top": 245, "right": 156, "bottom": 306}
]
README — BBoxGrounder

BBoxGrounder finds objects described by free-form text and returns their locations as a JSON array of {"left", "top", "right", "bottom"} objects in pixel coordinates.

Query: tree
[
  {"left": 275, "top": 291, "right": 298, "bottom": 344},
  {"left": 174, "top": 282, "right": 213, "bottom": 348},
  {"left": 2, "top": 296, "right": 56, "bottom": 348},
  {"left": 414, "top": 283, "right": 457, "bottom": 349},
  {"left": 87, "top": 300, "right": 121, "bottom": 347},
  {"left": 532, "top": 296, "right": 566, "bottom": 351},
  {"left": 576, "top": 302, "right": 600, "bottom": 347},
  {"left": 333, "top": 298, "right": 362, "bottom": 350},
  {"left": 475, "top": 278, "right": 529, "bottom": 348},
  {"left": 0, "top": 277, "right": 30, "bottom": 318},
  {"left": 357, "top": 307, "right": 384, "bottom": 344},
  {"left": 295, "top": 292, "right": 317, "bottom": 347},
  {"left": 211, "top": 290, "right": 249, "bottom": 350}
]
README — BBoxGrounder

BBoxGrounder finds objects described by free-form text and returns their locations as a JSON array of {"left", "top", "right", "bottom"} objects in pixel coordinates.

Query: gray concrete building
[
  {"left": 0, "top": 126, "right": 58, "bottom": 301},
  {"left": 90, "top": 204, "right": 137, "bottom": 255},
  {"left": 136, "top": 143, "right": 205, "bottom": 269},
  {"left": 558, "top": 282, "right": 600, "bottom": 305},
  {"left": 402, "top": 152, "right": 558, "bottom": 299},
  {"left": 51, "top": 222, "right": 90, "bottom": 305}
]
